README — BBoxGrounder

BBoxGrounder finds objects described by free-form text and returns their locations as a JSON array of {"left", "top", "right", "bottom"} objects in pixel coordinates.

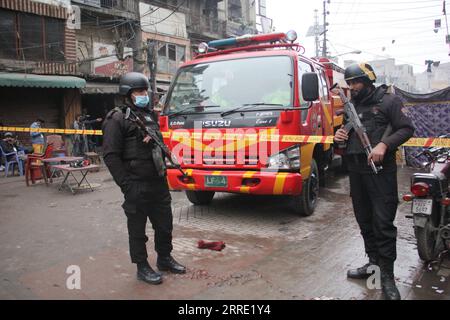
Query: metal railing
[
  {"left": 187, "top": 15, "right": 227, "bottom": 38},
  {"left": 100, "top": 0, "right": 138, "bottom": 13}
]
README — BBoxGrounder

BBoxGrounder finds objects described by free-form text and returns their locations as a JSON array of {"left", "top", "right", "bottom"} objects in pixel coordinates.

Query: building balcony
[
  {"left": 225, "top": 19, "right": 257, "bottom": 37},
  {"left": 100, "top": 0, "right": 137, "bottom": 12},
  {"left": 186, "top": 15, "right": 227, "bottom": 41},
  {"left": 76, "top": 0, "right": 138, "bottom": 19}
]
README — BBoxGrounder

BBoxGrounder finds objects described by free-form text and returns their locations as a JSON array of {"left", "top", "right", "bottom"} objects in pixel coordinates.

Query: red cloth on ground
[{"left": 197, "top": 240, "right": 226, "bottom": 251}]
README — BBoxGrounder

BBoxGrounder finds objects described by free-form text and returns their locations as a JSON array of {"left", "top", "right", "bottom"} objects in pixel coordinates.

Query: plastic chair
[
  {"left": 25, "top": 144, "right": 53, "bottom": 186},
  {"left": 46, "top": 135, "right": 67, "bottom": 157},
  {"left": 0, "top": 144, "right": 24, "bottom": 177}
]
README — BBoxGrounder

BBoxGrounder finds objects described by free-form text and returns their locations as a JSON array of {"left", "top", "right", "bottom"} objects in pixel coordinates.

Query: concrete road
[{"left": 0, "top": 166, "right": 448, "bottom": 300}]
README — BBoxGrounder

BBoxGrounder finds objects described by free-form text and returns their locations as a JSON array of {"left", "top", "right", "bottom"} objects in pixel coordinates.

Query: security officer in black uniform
[
  {"left": 102, "top": 72, "right": 186, "bottom": 285},
  {"left": 334, "top": 63, "right": 414, "bottom": 300}
]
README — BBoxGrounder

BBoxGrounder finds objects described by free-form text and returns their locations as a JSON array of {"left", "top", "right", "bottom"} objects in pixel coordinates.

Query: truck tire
[
  {"left": 290, "top": 159, "right": 319, "bottom": 216},
  {"left": 186, "top": 190, "right": 215, "bottom": 205},
  {"left": 415, "top": 220, "right": 440, "bottom": 262}
]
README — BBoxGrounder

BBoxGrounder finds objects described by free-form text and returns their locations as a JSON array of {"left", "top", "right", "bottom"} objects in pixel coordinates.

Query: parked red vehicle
[{"left": 159, "top": 31, "right": 346, "bottom": 216}]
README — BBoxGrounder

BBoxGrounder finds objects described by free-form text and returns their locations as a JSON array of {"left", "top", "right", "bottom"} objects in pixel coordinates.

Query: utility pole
[
  {"left": 444, "top": 0, "right": 450, "bottom": 55},
  {"left": 314, "top": 9, "right": 320, "bottom": 57},
  {"left": 147, "top": 40, "right": 158, "bottom": 108},
  {"left": 322, "top": 0, "right": 330, "bottom": 57}
]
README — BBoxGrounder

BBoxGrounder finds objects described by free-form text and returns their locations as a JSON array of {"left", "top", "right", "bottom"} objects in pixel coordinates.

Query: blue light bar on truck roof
[
  {"left": 208, "top": 37, "right": 237, "bottom": 48},
  {"left": 208, "top": 32, "right": 292, "bottom": 49}
]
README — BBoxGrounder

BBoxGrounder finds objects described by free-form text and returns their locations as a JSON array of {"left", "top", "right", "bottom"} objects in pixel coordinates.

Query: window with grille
[
  {"left": 228, "top": 0, "right": 243, "bottom": 22},
  {"left": 157, "top": 42, "right": 186, "bottom": 74},
  {"left": 0, "top": 9, "right": 65, "bottom": 62}
]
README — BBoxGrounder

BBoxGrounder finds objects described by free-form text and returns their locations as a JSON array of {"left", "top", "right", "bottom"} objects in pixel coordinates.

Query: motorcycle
[{"left": 403, "top": 138, "right": 450, "bottom": 262}]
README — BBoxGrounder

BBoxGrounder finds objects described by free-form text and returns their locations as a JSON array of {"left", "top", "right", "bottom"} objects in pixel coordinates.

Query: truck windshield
[{"left": 165, "top": 55, "right": 293, "bottom": 115}]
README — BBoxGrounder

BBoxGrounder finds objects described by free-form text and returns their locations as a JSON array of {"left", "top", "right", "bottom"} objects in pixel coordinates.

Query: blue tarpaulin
[{"left": 394, "top": 86, "right": 450, "bottom": 167}]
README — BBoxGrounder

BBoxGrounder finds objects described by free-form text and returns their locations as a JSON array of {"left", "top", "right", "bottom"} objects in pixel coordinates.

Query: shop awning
[
  {"left": 81, "top": 82, "right": 119, "bottom": 94},
  {"left": 0, "top": 73, "right": 86, "bottom": 89}
]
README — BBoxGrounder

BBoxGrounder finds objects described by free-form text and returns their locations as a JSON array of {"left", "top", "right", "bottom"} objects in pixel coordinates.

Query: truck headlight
[
  {"left": 268, "top": 153, "right": 290, "bottom": 169},
  {"left": 267, "top": 146, "right": 301, "bottom": 170}
]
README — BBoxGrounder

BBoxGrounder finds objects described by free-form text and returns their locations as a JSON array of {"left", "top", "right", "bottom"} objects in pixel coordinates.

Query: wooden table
[{"left": 51, "top": 164, "right": 100, "bottom": 194}]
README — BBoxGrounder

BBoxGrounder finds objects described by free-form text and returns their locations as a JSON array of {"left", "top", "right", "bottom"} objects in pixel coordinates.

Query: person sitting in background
[
  {"left": 0, "top": 132, "right": 30, "bottom": 161},
  {"left": 30, "top": 118, "right": 45, "bottom": 153}
]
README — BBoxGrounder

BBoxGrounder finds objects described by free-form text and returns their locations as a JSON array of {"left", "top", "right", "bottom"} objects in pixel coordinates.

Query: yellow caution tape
[
  {"left": 162, "top": 131, "right": 450, "bottom": 147},
  {"left": 0, "top": 126, "right": 103, "bottom": 136},
  {"left": 1, "top": 127, "right": 450, "bottom": 147}
]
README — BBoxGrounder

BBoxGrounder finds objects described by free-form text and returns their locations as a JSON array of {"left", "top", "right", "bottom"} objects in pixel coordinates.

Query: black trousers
[
  {"left": 349, "top": 169, "right": 399, "bottom": 262},
  {"left": 122, "top": 178, "right": 173, "bottom": 264}
]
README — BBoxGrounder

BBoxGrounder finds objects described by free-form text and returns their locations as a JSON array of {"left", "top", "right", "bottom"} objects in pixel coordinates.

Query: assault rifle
[
  {"left": 124, "top": 107, "right": 186, "bottom": 176},
  {"left": 332, "top": 84, "right": 383, "bottom": 174}
]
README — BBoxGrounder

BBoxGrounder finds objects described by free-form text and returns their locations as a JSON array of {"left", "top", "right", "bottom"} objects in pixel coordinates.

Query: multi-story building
[
  {"left": 344, "top": 58, "right": 416, "bottom": 92},
  {"left": 70, "top": 0, "right": 141, "bottom": 124},
  {"left": 139, "top": 0, "right": 257, "bottom": 91},
  {"left": 0, "top": 0, "right": 85, "bottom": 141},
  {"left": 415, "top": 62, "right": 450, "bottom": 93},
  {"left": 0, "top": 0, "right": 258, "bottom": 138},
  {"left": 74, "top": 0, "right": 257, "bottom": 114}
]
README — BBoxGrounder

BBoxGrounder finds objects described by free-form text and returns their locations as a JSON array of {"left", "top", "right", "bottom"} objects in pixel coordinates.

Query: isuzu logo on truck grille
[{"left": 202, "top": 120, "right": 232, "bottom": 128}]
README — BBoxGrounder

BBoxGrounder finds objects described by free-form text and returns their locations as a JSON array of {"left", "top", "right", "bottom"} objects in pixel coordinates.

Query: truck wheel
[
  {"left": 290, "top": 159, "right": 319, "bottom": 216},
  {"left": 415, "top": 220, "right": 441, "bottom": 262},
  {"left": 186, "top": 191, "right": 215, "bottom": 205}
]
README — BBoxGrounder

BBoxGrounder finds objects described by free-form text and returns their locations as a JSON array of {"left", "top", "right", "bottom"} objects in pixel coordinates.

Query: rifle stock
[
  {"left": 125, "top": 108, "right": 186, "bottom": 176},
  {"left": 334, "top": 85, "right": 382, "bottom": 174}
]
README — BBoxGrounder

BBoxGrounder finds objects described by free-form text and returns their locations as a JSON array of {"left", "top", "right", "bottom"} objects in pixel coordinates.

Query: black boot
[
  {"left": 347, "top": 256, "right": 378, "bottom": 279},
  {"left": 379, "top": 259, "right": 401, "bottom": 300},
  {"left": 157, "top": 255, "right": 186, "bottom": 274},
  {"left": 137, "top": 261, "right": 163, "bottom": 285}
]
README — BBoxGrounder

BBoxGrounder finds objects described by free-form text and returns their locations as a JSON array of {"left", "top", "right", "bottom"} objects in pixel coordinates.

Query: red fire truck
[{"left": 159, "top": 31, "right": 346, "bottom": 216}]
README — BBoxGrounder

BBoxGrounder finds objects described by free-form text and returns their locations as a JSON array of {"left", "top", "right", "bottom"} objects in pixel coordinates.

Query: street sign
[
  {"left": 67, "top": 5, "right": 81, "bottom": 30},
  {"left": 435, "top": 19, "right": 441, "bottom": 28}
]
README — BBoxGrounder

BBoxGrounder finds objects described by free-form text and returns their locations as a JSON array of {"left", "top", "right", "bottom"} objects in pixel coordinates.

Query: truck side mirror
[{"left": 302, "top": 72, "right": 319, "bottom": 102}]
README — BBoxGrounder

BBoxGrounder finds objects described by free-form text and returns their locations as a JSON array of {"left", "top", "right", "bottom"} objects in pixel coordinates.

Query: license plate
[
  {"left": 412, "top": 199, "right": 433, "bottom": 215},
  {"left": 204, "top": 175, "right": 228, "bottom": 188}
]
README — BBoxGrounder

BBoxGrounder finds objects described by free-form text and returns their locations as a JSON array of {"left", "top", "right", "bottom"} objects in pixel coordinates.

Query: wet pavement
[{"left": 0, "top": 165, "right": 449, "bottom": 300}]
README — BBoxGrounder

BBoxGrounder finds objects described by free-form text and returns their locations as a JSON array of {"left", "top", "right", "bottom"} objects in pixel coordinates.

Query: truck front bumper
[{"left": 167, "top": 169, "right": 303, "bottom": 195}]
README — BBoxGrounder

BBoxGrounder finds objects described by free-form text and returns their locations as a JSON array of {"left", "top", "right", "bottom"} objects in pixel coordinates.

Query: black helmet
[
  {"left": 119, "top": 72, "right": 150, "bottom": 96},
  {"left": 344, "top": 63, "right": 376, "bottom": 83}
]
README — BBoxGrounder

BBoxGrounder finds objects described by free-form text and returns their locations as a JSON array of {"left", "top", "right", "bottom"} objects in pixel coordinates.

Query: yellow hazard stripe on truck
[
  {"left": 240, "top": 171, "right": 257, "bottom": 193},
  {"left": 2, "top": 127, "right": 450, "bottom": 147},
  {"left": 273, "top": 173, "right": 289, "bottom": 195}
]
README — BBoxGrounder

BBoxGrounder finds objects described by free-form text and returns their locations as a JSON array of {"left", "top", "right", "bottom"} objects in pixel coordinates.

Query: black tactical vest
[
  {"left": 107, "top": 106, "right": 166, "bottom": 179},
  {"left": 345, "top": 85, "right": 391, "bottom": 155},
  {"left": 122, "top": 108, "right": 159, "bottom": 160}
]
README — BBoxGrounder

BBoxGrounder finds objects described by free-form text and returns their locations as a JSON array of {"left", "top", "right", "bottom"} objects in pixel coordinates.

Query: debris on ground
[{"left": 197, "top": 240, "right": 226, "bottom": 251}]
